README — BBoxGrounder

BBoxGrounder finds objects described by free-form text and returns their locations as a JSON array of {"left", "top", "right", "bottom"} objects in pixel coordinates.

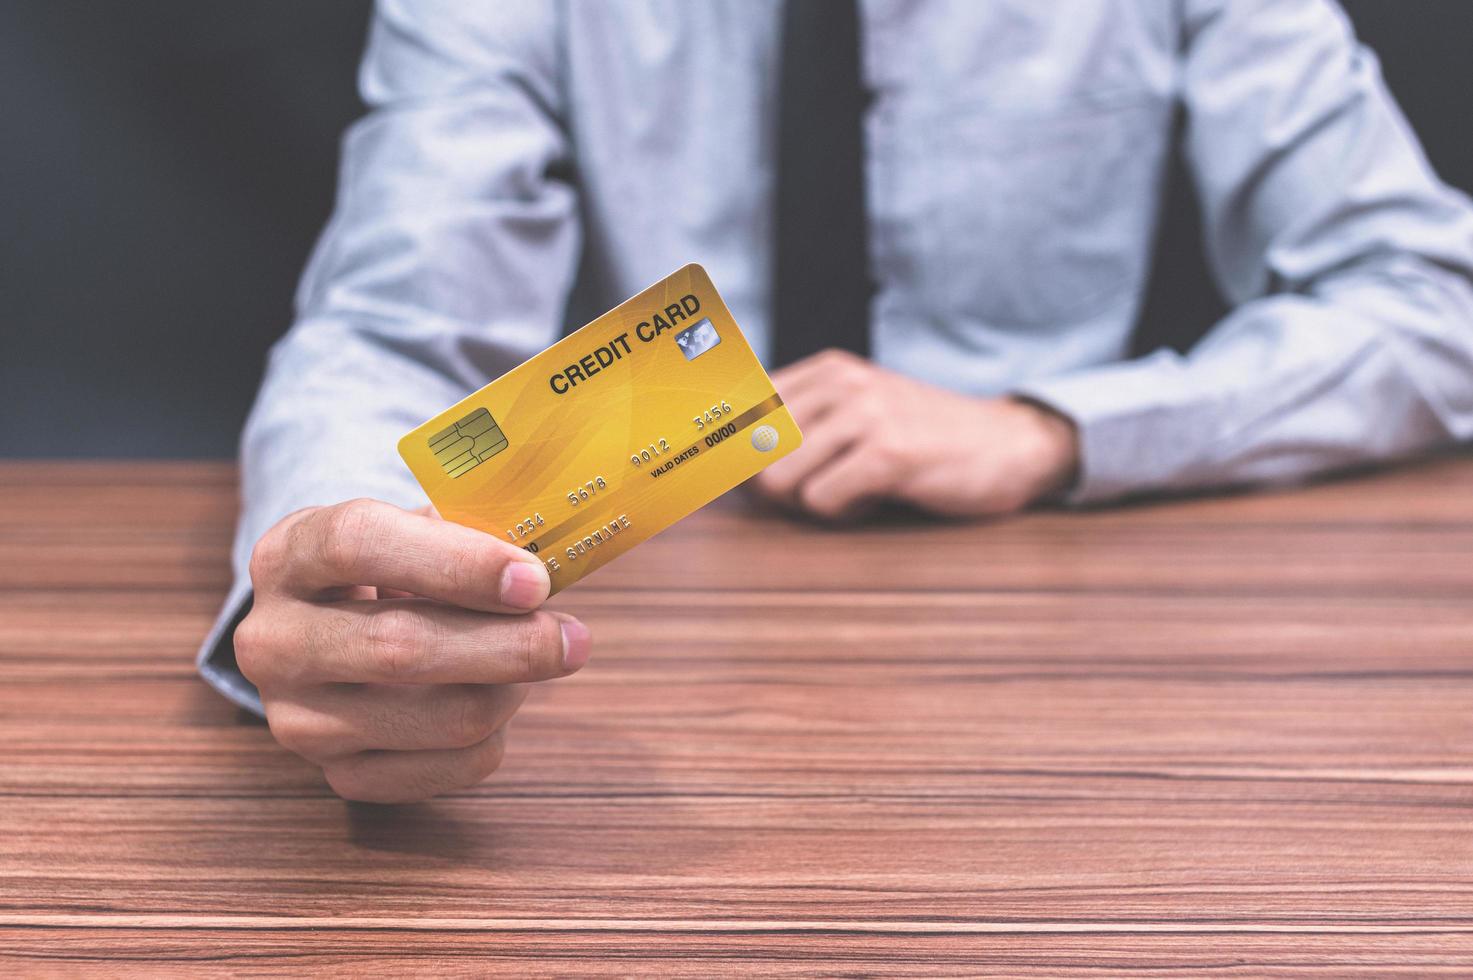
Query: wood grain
[{"left": 2, "top": 458, "right": 1472, "bottom": 975}]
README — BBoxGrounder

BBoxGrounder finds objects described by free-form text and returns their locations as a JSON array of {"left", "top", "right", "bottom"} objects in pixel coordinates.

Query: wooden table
[{"left": 3, "top": 460, "right": 1472, "bottom": 975}]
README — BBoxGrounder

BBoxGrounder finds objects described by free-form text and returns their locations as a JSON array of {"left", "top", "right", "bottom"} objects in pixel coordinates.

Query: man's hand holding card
[{"left": 237, "top": 266, "right": 802, "bottom": 802}]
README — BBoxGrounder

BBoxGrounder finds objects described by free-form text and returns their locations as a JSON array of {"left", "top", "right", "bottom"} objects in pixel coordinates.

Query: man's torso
[{"left": 558, "top": 0, "right": 1182, "bottom": 391}]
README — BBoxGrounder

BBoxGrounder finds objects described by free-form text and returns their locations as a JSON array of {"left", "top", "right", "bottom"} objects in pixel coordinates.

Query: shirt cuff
[
  {"left": 1014, "top": 349, "right": 1203, "bottom": 506},
  {"left": 195, "top": 580, "right": 263, "bottom": 716}
]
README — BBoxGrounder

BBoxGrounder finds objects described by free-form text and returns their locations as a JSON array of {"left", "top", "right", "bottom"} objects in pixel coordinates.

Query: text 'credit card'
[{"left": 398, "top": 264, "right": 802, "bottom": 594}]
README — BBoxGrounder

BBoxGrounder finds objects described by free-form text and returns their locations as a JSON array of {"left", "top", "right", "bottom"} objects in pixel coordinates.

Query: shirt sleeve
[
  {"left": 1016, "top": 0, "right": 1473, "bottom": 505},
  {"left": 195, "top": 0, "right": 580, "bottom": 712}
]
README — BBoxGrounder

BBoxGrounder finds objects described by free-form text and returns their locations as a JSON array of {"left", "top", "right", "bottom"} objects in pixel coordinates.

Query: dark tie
[{"left": 772, "top": 0, "right": 872, "bottom": 368}]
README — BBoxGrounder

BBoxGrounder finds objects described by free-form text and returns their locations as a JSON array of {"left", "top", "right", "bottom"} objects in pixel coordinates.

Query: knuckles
[
  {"left": 854, "top": 393, "right": 889, "bottom": 428},
  {"left": 247, "top": 527, "right": 288, "bottom": 591},
  {"left": 249, "top": 505, "right": 324, "bottom": 590},
  {"left": 264, "top": 704, "right": 329, "bottom": 762},
  {"left": 422, "top": 730, "right": 507, "bottom": 792},
  {"left": 817, "top": 349, "right": 870, "bottom": 389},
  {"left": 814, "top": 347, "right": 864, "bottom": 370},
  {"left": 441, "top": 540, "right": 494, "bottom": 601},
  {"left": 232, "top": 602, "right": 321, "bottom": 690},
  {"left": 317, "top": 498, "right": 387, "bottom": 574},
  {"left": 231, "top": 612, "right": 272, "bottom": 684},
  {"left": 357, "top": 605, "right": 430, "bottom": 682},
  {"left": 450, "top": 690, "right": 507, "bottom": 748},
  {"left": 869, "top": 425, "right": 911, "bottom": 471}
]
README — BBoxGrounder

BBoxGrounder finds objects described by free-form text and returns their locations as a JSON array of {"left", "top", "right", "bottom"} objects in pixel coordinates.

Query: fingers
[
  {"left": 236, "top": 599, "right": 592, "bottom": 687},
  {"left": 754, "top": 350, "right": 880, "bottom": 506},
  {"left": 764, "top": 352, "right": 911, "bottom": 519},
  {"left": 322, "top": 729, "right": 511, "bottom": 804},
  {"left": 264, "top": 683, "right": 529, "bottom": 760},
  {"left": 750, "top": 410, "right": 866, "bottom": 505},
  {"left": 773, "top": 350, "right": 871, "bottom": 427},
  {"left": 781, "top": 377, "right": 851, "bottom": 431},
  {"left": 796, "top": 444, "right": 899, "bottom": 521},
  {"left": 240, "top": 498, "right": 584, "bottom": 805},
  {"left": 252, "top": 499, "right": 549, "bottom": 614},
  {"left": 772, "top": 348, "right": 869, "bottom": 402}
]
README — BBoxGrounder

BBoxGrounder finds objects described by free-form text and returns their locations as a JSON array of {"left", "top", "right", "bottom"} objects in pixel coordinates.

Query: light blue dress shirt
[{"left": 199, "top": 0, "right": 1473, "bottom": 711}]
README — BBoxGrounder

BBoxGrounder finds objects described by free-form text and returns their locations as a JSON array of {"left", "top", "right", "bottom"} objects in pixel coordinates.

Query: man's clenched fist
[
  {"left": 751, "top": 350, "right": 1079, "bottom": 521},
  {"left": 233, "top": 499, "right": 589, "bottom": 803}
]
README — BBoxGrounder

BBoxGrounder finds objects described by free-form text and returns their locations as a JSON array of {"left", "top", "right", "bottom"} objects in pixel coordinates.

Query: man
[{"left": 205, "top": 0, "right": 1473, "bottom": 802}]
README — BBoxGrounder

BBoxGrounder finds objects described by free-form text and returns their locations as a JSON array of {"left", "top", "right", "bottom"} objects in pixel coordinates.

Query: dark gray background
[{"left": 2, "top": 1, "right": 1469, "bottom": 457}]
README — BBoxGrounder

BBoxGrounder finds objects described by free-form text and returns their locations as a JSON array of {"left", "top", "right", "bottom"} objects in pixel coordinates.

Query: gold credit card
[{"left": 399, "top": 264, "right": 802, "bottom": 594}]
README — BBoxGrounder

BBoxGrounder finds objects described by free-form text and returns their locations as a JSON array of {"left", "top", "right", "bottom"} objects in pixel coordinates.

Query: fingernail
[
  {"left": 499, "top": 561, "right": 549, "bottom": 610},
  {"left": 560, "top": 617, "right": 592, "bottom": 671}
]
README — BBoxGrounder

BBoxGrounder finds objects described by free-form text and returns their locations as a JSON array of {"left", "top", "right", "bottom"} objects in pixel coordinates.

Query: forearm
[
  {"left": 1020, "top": 255, "right": 1473, "bottom": 503},
  {"left": 1018, "top": 0, "right": 1473, "bottom": 505}
]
